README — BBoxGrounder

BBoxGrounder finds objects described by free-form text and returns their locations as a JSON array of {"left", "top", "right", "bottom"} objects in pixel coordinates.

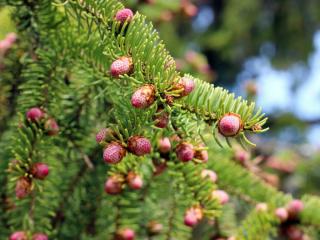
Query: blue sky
[{"left": 236, "top": 31, "right": 320, "bottom": 146}]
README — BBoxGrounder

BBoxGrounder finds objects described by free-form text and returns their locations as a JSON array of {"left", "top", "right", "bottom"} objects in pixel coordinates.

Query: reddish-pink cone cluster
[
  {"left": 128, "top": 136, "right": 152, "bottom": 156},
  {"left": 115, "top": 228, "right": 135, "bottom": 240},
  {"left": 218, "top": 113, "right": 242, "bottom": 137},
  {"left": 275, "top": 199, "right": 304, "bottom": 223},
  {"left": 115, "top": 8, "right": 134, "bottom": 23},
  {"left": 127, "top": 172, "right": 143, "bottom": 190},
  {"left": 105, "top": 172, "right": 144, "bottom": 195},
  {"left": 15, "top": 177, "right": 32, "bottom": 199},
  {"left": 9, "top": 231, "right": 27, "bottom": 240},
  {"left": 103, "top": 142, "right": 127, "bottom": 164},
  {"left": 178, "top": 77, "right": 195, "bottom": 96},
  {"left": 0, "top": 32, "right": 17, "bottom": 56},
  {"left": 158, "top": 137, "right": 171, "bottom": 154},
  {"left": 110, "top": 57, "right": 133, "bottom": 78},
  {"left": 275, "top": 207, "right": 289, "bottom": 222},
  {"left": 175, "top": 142, "right": 195, "bottom": 162},
  {"left": 44, "top": 118, "right": 59, "bottom": 136},
  {"left": 104, "top": 175, "right": 124, "bottom": 195},
  {"left": 31, "top": 163, "right": 49, "bottom": 180},
  {"left": 194, "top": 144, "right": 208, "bottom": 162},
  {"left": 96, "top": 127, "right": 152, "bottom": 165},
  {"left": 32, "top": 233, "right": 48, "bottom": 240},
  {"left": 26, "top": 107, "right": 59, "bottom": 136},
  {"left": 201, "top": 169, "right": 217, "bottom": 183},
  {"left": 9, "top": 232, "right": 48, "bottom": 240},
  {"left": 184, "top": 206, "right": 203, "bottom": 227},
  {"left": 26, "top": 107, "right": 44, "bottom": 122},
  {"left": 211, "top": 190, "right": 229, "bottom": 205},
  {"left": 131, "top": 84, "right": 156, "bottom": 109},
  {"left": 154, "top": 109, "right": 169, "bottom": 128}
]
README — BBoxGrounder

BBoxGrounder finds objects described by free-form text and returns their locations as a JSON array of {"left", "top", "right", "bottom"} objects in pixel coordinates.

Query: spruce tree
[{"left": 0, "top": 1, "right": 319, "bottom": 239}]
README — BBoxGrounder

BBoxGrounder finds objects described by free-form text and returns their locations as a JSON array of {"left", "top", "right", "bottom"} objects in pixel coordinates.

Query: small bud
[
  {"left": 147, "top": 221, "right": 163, "bottom": 236},
  {"left": 285, "top": 226, "right": 304, "bottom": 240},
  {"left": 44, "top": 118, "right": 59, "bottom": 136},
  {"left": 175, "top": 142, "right": 194, "bottom": 162},
  {"left": 178, "top": 77, "right": 195, "bottom": 96},
  {"left": 158, "top": 137, "right": 171, "bottom": 154},
  {"left": 115, "top": 8, "right": 134, "bottom": 23},
  {"left": 96, "top": 128, "right": 116, "bottom": 143},
  {"left": 9, "top": 231, "right": 27, "bottom": 240},
  {"left": 234, "top": 149, "right": 249, "bottom": 164},
  {"left": 152, "top": 160, "right": 167, "bottom": 176},
  {"left": 6, "top": 33, "right": 17, "bottom": 44},
  {"left": 110, "top": 57, "right": 133, "bottom": 78},
  {"left": 103, "top": 142, "right": 127, "bottom": 164},
  {"left": 218, "top": 113, "right": 242, "bottom": 137},
  {"left": 127, "top": 172, "right": 143, "bottom": 190},
  {"left": 31, "top": 163, "right": 49, "bottom": 180},
  {"left": 104, "top": 175, "right": 123, "bottom": 195},
  {"left": 194, "top": 145, "right": 208, "bottom": 162},
  {"left": 15, "top": 177, "right": 32, "bottom": 199},
  {"left": 154, "top": 110, "right": 169, "bottom": 128},
  {"left": 201, "top": 169, "right": 217, "bottom": 183},
  {"left": 115, "top": 228, "right": 135, "bottom": 240},
  {"left": 255, "top": 203, "right": 268, "bottom": 212},
  {"left": 211, "top": 190, "right": 229, "bottom": 205},
  {"left": 287, "top": 199, "right": 304, "bottom": 217},
  {"left": 181, "top": 3, "right": 198, "bottom": 18},
  {"left": 275, "top": 207, "right": 288, "bottom": 222},
  {"left": 131, "top": 84, "right": 156, "bottom": 109},
  {"left": 184, "top": 206, "right": 203, "bottom": 227},
  {"left": 26, "top": 107, "right": 44, "bottom": 122},
  {"left": 32, "top": 233, "right": 48, "bottom": 240},
  {"left": 128, "top": 136, "right": 152, "bottom": 156}
]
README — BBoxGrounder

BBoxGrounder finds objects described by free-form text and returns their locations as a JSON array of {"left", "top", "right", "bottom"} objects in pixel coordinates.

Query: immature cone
[
  {"left": 115, "top": 8, "right": 134, "bottom": 23},
  {"left": 218, "top": 113, "right": 242, "bottom": 137},
  {"left": 110, "top": 57, "right": 133, "bottom": 78},
  {"left": 131, "top": 84, "right": 156, "bottom": 109},
  {"left": 287, "top": 199, "right": 304, "bottom": 217},
  {"left": 201, "top": 169, "right": 217, "bottom": 183},
  {"left": 9, "top": 231, "right": 27, "bottom": 240},
  {"left": 127, "top": 172, "right": 143, "bottom": 190},
  {"left": 44, "top": 118, "right": 59, "bottom": 136},
  {"left": 15, "top": 177, "right": 32, "bottom": 199},
  {"left": 285, "top": 226, "right": 304, "bottom": 240},
  {"left": 158, "top": 137, "right": 171, "bottom": 154},
  {"left": 103, "top": 142, "right": 127, "bottom": 164},
  {"left": 96, "top": 128, "right": 116, "bottom": 143},
  {"left": 184, "top": 207, "right": 203, "bottom": 227},
  {"left": 104, "top": 175, "right": 123, "bottom": 195},
  {"left": 128, "top": 136, "right": 151, "bottom": 156},
  {"left": 26, "top": 107, "right": 44, "bottom": 122},
  {"left": 194, "top": 145, "right": 208, "bottom": 162},
  {"left": 211, "top": 190, "right": 229, "bottom": 205},
  {"left": 147, "top": 221, "right": 163, "bottom": 236},
  {"left": 115, "top": 228, "right": 135, "bottom": 240},
  {"left": 175, "top": 142, "right": 195, "bottom": 162},
  {"left": 255, "top": 203, "right": 268, "bottom": 212},
  {"left": 32, "top": 233, "right": 48, "bottom": 240},
  {"left": 178, "top": 76, "right": 195, "bottom": 96},
  {"left": 6, "top": 32, "right": 17, "bottom": 44},
  {"left": 234, "top": 149, "right": 249, "bottom": 164},
  {"left": 154, "top": 110, "right": 169, "bottom": 128},
  {"left": 31, "top": 163, "right": 49, "bottom": 180},
  {"left": 275, "top": 207, "right": 288, "bottom": 222}
]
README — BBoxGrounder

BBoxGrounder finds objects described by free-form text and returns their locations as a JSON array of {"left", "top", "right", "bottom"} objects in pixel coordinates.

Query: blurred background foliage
[{"left": 1, "top": 0, "right": 320, "bottom": 212}]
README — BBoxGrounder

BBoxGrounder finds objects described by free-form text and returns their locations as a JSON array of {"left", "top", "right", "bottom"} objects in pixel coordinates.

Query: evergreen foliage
[{"left": 0, "top": 0, "right": 319, "bottom": 239}]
